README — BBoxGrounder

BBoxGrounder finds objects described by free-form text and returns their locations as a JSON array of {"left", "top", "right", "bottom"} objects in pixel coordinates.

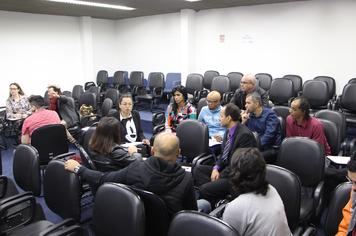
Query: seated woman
[
  {"left": 109, "top": 94, "right": 150, "bottom": 145},
  {"left": 165, "top": 85, "right": 196, "bottom": 132},
  {"left": 5, "top": 83, "right": 31, "bottom": 140},
  {"left": 89, "top": 117, "right": 139, "bottom": 172},
  {"left": 222, "top": 148, "right": 291, "bottom": 236}
]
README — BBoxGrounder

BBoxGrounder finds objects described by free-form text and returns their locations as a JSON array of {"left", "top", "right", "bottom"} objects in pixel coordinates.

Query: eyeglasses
[
  {"left": 207, "top": 100, "right": 219, "bottom": 104},
  {"left": 346, "top": 176, "right": 356, "bottom": 185}
]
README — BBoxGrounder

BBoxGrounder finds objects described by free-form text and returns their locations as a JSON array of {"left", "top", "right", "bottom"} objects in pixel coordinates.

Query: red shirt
[
  {"left": 22, "top": 109, "right": 61, "bottom": 138},
  {"left": 286, "top": 115, "right": 331, "bottom": 155}
]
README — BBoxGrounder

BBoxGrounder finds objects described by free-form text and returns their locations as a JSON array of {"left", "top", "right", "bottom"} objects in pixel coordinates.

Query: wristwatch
[{"left": 73, "top": 166, "right": 81, "bottom": 174}]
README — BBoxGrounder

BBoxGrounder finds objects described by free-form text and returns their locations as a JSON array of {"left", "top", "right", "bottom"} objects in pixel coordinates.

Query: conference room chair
[
  {"left": 89, "top": 183, "right": 145, "bottom": 236},
  {"left": 301, "top": 80, "right": 330, "bottom": 114},
  {"left": 318, "top": 118, "right": 340, "bottom": 156},
  {"left": 333, "top": 83, "right": 356, "bottom": 127},
  {"left": 79, "top": 91, "right": 97, "bottom": 112},
  {"left": 314, "top": 76, "right": 336, "bottom": 100},
  {"left": 72, "top": 84, "right": 84, "bottom": 109},
  {"left": 323, "top": 182, "right": 351, "bottom": 236},
  {"left": 210, "top": 75, "right": 233, "bottom": 105},
  {"left": 186, "top": 73, "right": 206, "bottom": 105},
  {"left": 271, "top": 105, "right": 290, "bottom": 121},
  {"left": 265, "top": 165, "right": 304, "bottom": 235},
  {"left": 104, "top": 88, "right": 120, "bottom": 108},
  {"left": 255, "top": 73, "right": 272, "bottom": 91},
  {"left": 283, "top": 74, "right": 303, "bottom": 97},
  {"left": 136, "top": 72, "right": 165, "bottom": 111},
  {"left": 113, "top": 70, "right": 129, "bottom": 93},
  {"left": 203, "top": 70, "right": 219, "bottom": 90},
  {"left": 129, "top": 71, "right": 145, "bottom": 97},
  {"left": 168, "top": 210, "right": 239, "bottom": 236},
  {"left": 62, "top": 90, "right": 72, "bottom": 98},
  {"left": 130, "top": 186, "right": 170, "bottom": 236},
  {"left": 176, "top": 119, "right": 210, "bottom": 164},
  {"left": 276, "top": 137, "right": 325, "bottom": 224},
  {"left": 348, "top": 78, "right": 356, "bottom": 84},
  {"left": 163, "top": 73, "right": 181, "bottom": 99},
  {"left": 227, "top": 72, "right": 243, "bottom": 92},
  {"left": 96, "top": 70, "right": 109, "bottom": 92},
  {"left": 269, "top": 78, "right": 294, "bottom": 106},
  {"left": 31, "top": 124, "right": 70, "bottom": 166},
  {"left": 197, "top": 97, "right": 208, "bottom": 117}
]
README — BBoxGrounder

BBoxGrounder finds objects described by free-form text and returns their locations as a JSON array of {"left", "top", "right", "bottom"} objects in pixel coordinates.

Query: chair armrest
[
  {"left": 209, "top": 202, "right": 227, "bottom": 218},
  {"left": 0, "top": 193, "right": 36, "bottom": 233},
  {"left": 192, "top": 154, "right": 214, "bottom": 169},
  {"left": 39, "top": 218, "right": 82, "bottom": 236},
  {"left": 0, "top": 176, "right": 8, "bottom": 199},
  {"left": 0, "top": 192, "right": 33, "bottom": 205},
  {"left": 153, "top": 124, "right": 165, "bottom": 135},
  {"left": 313, "top": 181, "right": 325, "bottom": 217},
  {"left": 300, "top": 226, "right": 316, "bottom": 236},
  {"left": 52, "top": 152, "right": 76, "bottom": 160},
  {"left": 292, "top": 226, "right": 303, "bottom": 236}
]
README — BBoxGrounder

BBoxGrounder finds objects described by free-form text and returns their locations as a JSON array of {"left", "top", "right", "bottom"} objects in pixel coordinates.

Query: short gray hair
[{"left": 246, "top": 92, "right": 262, "bottom": 106}]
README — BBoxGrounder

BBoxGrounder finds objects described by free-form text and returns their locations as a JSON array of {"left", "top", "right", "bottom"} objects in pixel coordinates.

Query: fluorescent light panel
[
  {"left": 185, "top": 0, "right": 202, "bottom": 2},
  {"left": 47, "top": 0, "right": 135, "bottom": 10}
]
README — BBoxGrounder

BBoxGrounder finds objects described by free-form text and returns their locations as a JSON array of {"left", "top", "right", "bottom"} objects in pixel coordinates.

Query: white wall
[{"left": 1, "top": 0, "right": 356, "bottom": 104}]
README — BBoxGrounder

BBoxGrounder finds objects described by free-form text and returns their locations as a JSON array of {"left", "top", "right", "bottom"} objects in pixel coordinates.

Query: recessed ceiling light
[
  {"left": 185, "top": 0, "right": 202, "bottom": 2},
  {"left": 46, "top": 0, "right": 135, "bottom": 11}
]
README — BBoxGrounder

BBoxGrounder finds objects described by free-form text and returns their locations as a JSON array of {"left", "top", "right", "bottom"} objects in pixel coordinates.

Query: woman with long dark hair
[
  {"left": 89, "top": 116, "right": 139, "bottom": 171},
  {"left": 222, "top": 148, "right": 291, "bottom": 236},
  {"left": 165, "top": 85, "right": 196, "bottom": 132}
]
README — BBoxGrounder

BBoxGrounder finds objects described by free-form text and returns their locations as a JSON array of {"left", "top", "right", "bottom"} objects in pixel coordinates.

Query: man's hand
[
  {"left": 128, "top": 145, "right": 138, "bottom": 154},
  {"left": 211, "top": 169, "right": 220, "bottom": 181},
  {"left": 64, "top": 159, "right": 81, "bottom": 172},
  {"left": 213, "top": 135, "right": 222, "bottom": 142},
  {"left": 241, "top": 110, "right": 250, "bottom": 125},
  {"left": 142, "top": 139, "right": 150, "bottom": 145}
]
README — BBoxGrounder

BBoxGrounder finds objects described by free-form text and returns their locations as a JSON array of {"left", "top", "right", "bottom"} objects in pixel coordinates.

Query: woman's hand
[
  {"left": 142, "top": 139, "right": 150, "bottom": 145},
  {"left": 128, "top": 145, "right": 138, "bottom": 155}
]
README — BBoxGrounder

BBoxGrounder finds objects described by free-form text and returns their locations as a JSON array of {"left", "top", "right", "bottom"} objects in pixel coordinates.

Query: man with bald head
[
  {"left": 65, "top": 132, "right": 197, "bottom": 216},
  {"left": 198, "top": 91, "right": 226, "bottom": 141},
  {"left": 230, "top": 73, "right": 269, "bottom": 110}
]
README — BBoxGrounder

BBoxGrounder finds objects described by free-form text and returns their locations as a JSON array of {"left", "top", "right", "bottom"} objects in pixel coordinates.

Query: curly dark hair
[
  {"left": 229, "top": 148, "right": 268, "bottom": 197},
  {"left": 293, "top": 96, "right": 310, "bottom": 120},
  {"left": 347, "top": 151, "right": 356, "bottom": 172},
  {"left": 171, "top": 85, "right": 188, "bottom": 115}
]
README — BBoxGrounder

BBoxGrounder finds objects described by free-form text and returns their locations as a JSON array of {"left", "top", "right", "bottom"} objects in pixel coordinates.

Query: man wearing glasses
[
  {"left": 230, "top": 73, "right": 269, "bottom": 110},
  {"left": 198, "top": 91, "right": 226, "bottom": 142},
  {"left": 337, "top": 153, "right": 356, "bottom": 236}
]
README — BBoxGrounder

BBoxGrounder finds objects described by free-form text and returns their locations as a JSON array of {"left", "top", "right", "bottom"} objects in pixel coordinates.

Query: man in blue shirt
[
  {"left": 241, "top": 92, "right": 281, "bottom": 163},
  {"left": 198, "top": 91, "right": 226, "bottom": 141}
]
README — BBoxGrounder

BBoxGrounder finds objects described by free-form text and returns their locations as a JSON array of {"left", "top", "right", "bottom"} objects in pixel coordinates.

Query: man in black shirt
[{"left": 65, "top": 132, "right": 197, "bottom": 216}]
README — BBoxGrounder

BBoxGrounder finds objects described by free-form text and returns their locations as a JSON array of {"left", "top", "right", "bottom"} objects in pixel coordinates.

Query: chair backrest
[
  {"left": 277, "top": 137, "right": 325, "bottom": 187},
  {"left": 113, "top": 71, "right": 127, "bottom": 86},
  {"left": 96, "top": 70, "right": 108, "bottom": 86},
  {"left": 318, "top": 118, "right": 340, "bottom": 156},
  {"left": 271, "top": 106, "right": 290, "bottom": 120},
  {"left": 101, "top": 98, "right": 113, "bottom": 117},
  {"left": 92, "top": 183, "right": 145, "bottom": 236},
  {"left": 340, "top": 83, "right": 356, "bottom": 113},
  {"left": 176, "top": 120, "right": 209, "bottom": 163},
  {"left": 186, "top": 73, "right": 204, "bottom": 95},
  {"left": 211, "top": 76, "right": 231, "bottom": 95},
  {"left": 168, "top": 211, "right": 239, "bottom": 236},
  {"left": 72, "top": 85, "right": 84, "bottom": 102},
  {"left": 62, "top": 90, "right": 72, "bottom": 97},
  {"left": 129, "top": 71, "right": 144, "bottom": 87},
  {"left": 266, "top": 165, "right": 301, "bottom": 231},
  {"left": 203, "top": 70, "right": 219, "bottom": 90},
  {"left": 79, "top": 91, "right": 97, "bottom": 110},
  {"left": 105, "top": 88, "right": 120, "bottom": 107},
  {"left": 283, "top": 74, "right": 303, "bottom": 97},
  {"left": 13, "top": 144, "right": 41, "bottom": 196},
  {"left": 277, "top": 116, "right": 286, "bottom": 139},
  {"left": 302, "top": 80, "right": 329, "bottom": 109},
  {"left": 197, "top": 98, "right": 208, "bottom": 117},
  {"left": 314, "top": 76, "right": 336, "bottom": 100},
  {"left": 227, "top": 72, "right": 243, "bottom": 92},
  {"left": 255, "top": 73, "right": 272, "bottom": 91},
  {"left": 130, "top": 186, "right": 170, "bottom": 236},
  {"left": 82, "top": 126, "right": 96, "bottom": 152},
  {"left": 324, "top": 182, "right": 351, "bottom": 236},
  {"left": 314, "top": 110, "right": 346, "bottom": 141},
  {"left": 269, "top": 78, "right": 294, "bottom": 105},
  {"left": 43, "top": 160, "right": 82, "bottom": 221},
  {"left": 348, "top": 78, "right": 356, "bottom": 84},
  {"left": 164, "top": 73, "right": 181, "bottom": 93},
  {"left": 148, "top": 72, "right": 165, "bottom": 89},
  {"left": 252, "top": 131, "right": 261, "bottom": 150},
  {"left": 152, "top": 111, "right": 166, "bottom": 127},
  {"left": 31, "top": 124, "right": 69, "bottom": 165}
]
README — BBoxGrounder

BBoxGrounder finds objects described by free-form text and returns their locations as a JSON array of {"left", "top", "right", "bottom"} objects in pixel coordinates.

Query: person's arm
[
  {"left": 133, "top": 111, "right": 146, "bottom": 142},
  {"left": 165, "top": 104, "right": 173, "bottom": 131},
  {"left": 5, "top": 99, "right": 15, "bottom": 119},
  {"left": 187, "top": 104, "right": 197, "bottom": 120},
  {"left": 222, "top": 198, "right": 247, "bottom": 235},
  {"left": 58, "top": 95, "right": 70, "bottom": 104},
  {"left": 336, "top": 196, "right": 352, "bottom": 236},
  {"left": 197, "top": 107, "right": 205, "bottom": 122},
  {"left": 21, "top": 134, "right": 30, "bottom": 144},
  {"left": 260, "top": 113, "right": 280, "bottom": 147},
  {"left": 182, "top": 174, "right": 198, "bottom": 210},
  {"left": 238, "top": 132, "right": 257, "bottom": 148},
  {"left": 285, "top": 116, "right": 292, "bottom": 137},
  {"left": 111, "top": 146, "right": 138, "bottom": 168}
]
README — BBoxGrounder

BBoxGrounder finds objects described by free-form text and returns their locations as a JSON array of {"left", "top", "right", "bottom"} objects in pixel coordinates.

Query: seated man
[
  {"left": 241, "top": 92, "right": 281, "bottom": 163},
  {"left": 65, "top": 132, "right": 197, "bottom": 217},
  {"left": 336, "top": 153, "right": 356, "bottom": 236},
  {"left": 21, "top": 95, "right": 60, "bottom": 144},
  {"left": 286, "top": 96, "right": 331, "bottom": 155},
  {"left": 195, "top": 103, "right": 256, "bottom": 206},
  {"left": 198, "top": 91, "right": 226, "bottom": 141},
  {"left": 230, "top": 73, "right": 269, "bottom": 110}
]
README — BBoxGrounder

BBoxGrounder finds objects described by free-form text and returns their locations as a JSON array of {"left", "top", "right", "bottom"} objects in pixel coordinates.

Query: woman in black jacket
[
  {"left": 109, "top": 94, "right": 150, "bottom": 145},
  {"left": 89, "top": 116, "right": 139, "bottom": 172}
]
